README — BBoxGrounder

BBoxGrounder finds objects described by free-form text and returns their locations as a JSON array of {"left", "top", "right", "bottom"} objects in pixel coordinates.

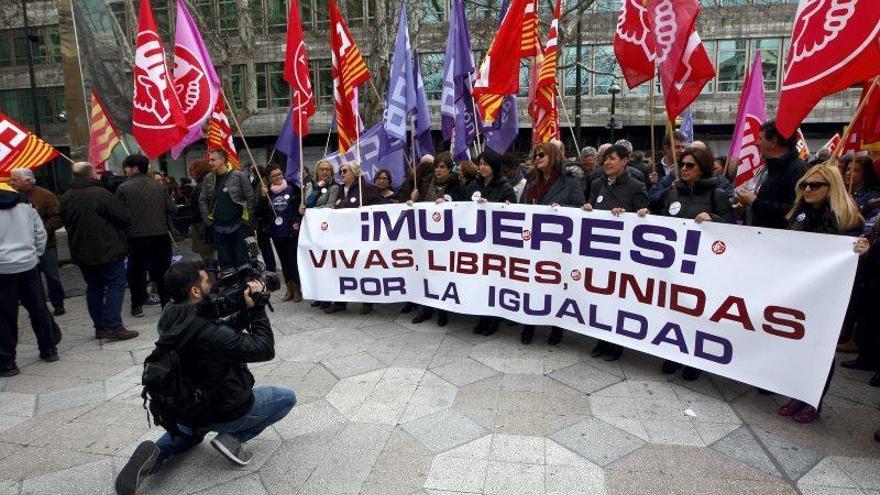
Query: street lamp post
[{"left": 607, "top": 81, "right": 621, "bottom": 143}]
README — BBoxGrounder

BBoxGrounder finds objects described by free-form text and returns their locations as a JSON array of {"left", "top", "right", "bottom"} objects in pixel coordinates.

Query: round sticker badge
[
  {"left": 471, "top": 191, "right": 482, "bottom": 201},
  {"left": 222, "top": 187, "right": 228, "bottom": 193},
  {"left": 350, "top": 197, "right": 357, "bottom": 203},
  {"left": 668, "top": 201, "right": 682, "bottom": 216},
  {"left": 444, "top": 194, "right": 452, "bottom": 202},
  {"left": 274, "top": 217, "right": 284, "bottom": 226},
  {"left": 596, "top": 195, "right": 604, "bottom": 204},
  {"left": 284, "top": 194, "right": 290, "bottom": 200},
  {"left": 321, "top": 188, "right": 327, "bottom": 194},
  {"left": 796, "top": 212, "right": 806, "bottom": 223}
]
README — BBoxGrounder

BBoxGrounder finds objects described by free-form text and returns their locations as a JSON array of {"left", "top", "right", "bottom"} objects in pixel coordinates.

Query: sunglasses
[
  {"left": 533, "top": 152, "right": 547, "bottom": 159},
  {"left": 340, "top": 169, "right": 350, "bottom": 175},
  {"left": 679, "top": 161, "right": 698, "bottom": 169},
  {"left": 799, "top": 181, "right": 829, "bottom": 191}
]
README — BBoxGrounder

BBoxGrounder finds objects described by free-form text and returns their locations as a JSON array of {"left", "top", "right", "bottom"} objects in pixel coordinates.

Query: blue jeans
[
  {"left": 39, "top": 246, "right": 65, "bottom": 309},
  {"left": 153, "top": 386, "right": 296, "bottom": 472},
  {"left": 78, "top": 259, "right": 126, "bottom": 330}
]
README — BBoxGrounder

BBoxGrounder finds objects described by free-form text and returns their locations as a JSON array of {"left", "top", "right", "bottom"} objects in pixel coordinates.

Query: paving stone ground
[{"left": 2, "top": 255, "right": 879, "bottom": 495}]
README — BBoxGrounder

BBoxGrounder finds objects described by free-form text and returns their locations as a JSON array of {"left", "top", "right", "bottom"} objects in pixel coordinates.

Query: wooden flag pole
[
  {"left": 296, "top": 92, "right": 306, "bottom": 208},
  {"left": 649, "top": 73, "right": 657, "bottom": 165},
  {"left": 833, "top": 76, "right": 880, "bottom": 159},
  {"left": 220, "top": 88, "right": 276, "bottom": 216},
  {"left": 668, "top": 119, "right": 679, "bottom": 180}
]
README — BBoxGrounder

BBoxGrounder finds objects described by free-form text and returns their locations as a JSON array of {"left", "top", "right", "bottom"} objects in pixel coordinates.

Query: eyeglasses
[
  {"left": 679, "top": 161, "right": 698, "bottom": 169},
  {"left": 799, "top": 181, "right": 829, "bottom": 191},
  {"left": 340, "top": 169, "right": 350, "bottom": 175},
  {"left": 533, "top": 152, "right": 547, "bottom": 159}
]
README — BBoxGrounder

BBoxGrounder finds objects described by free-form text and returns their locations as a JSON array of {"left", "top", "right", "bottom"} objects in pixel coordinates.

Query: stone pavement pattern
[{"left": 2, "top": 270, "right": 880, "bottom": 494}]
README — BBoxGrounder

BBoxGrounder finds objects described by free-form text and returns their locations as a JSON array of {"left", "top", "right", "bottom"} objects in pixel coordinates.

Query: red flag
[
  {"left": 529, "top": 0, "right": 560, "bottom": 143},
  {"left": 820, "top": 133, "right": 841, "bottom": 153},
  {"left": 650, "top": 0, "right": 714, "bottom": 121},
  {"left": 284, "top": 0, "right": 315, "bottom": 136},
  {"left": 614, "top": 0, "right": 655, "bottom": 89},
  {"left": 0, "top": 112, "right": 58, "bottom": 179},
  {"left": 473, "top": 0, "right": 540, "bottom": 124},
  {"left": 329, "top": 0, "right": 371, "bottom": 152},
  {"left": 206, "top": 98, "right": 240, "bottom": 170},
  {"left": 776, "top": 0, "right": 880, "bottom": 137},
  {"left": 88, "top": 90, "right": 123, "bottom": 171},
  {"left": 132, "top": 0, "right": 187, "bottom": 158},
  {"left": 796, "top": 129, "right": 811, "bottom": 160}
]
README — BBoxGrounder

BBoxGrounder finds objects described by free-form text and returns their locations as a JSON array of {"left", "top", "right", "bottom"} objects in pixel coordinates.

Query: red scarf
[{"left": 525, "top": 168, "right": 559, "bottom": 204}]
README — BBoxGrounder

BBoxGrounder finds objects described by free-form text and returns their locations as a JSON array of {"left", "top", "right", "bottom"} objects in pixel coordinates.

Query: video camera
[{"left": 199, "top": 248, "right": 281, "bottom": 327}]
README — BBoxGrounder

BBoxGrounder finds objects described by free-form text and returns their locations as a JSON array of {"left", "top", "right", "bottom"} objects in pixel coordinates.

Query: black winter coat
[
  {"left": 521, "top": 172, "right": 586, "bottom": 207},
  {"left": 787, "top": 202, "right": 862, "bottom": 236},
  {"left": 588, "top": 170, "right": 649, "bottom": 212},
  {"left": 334, "top": 178, "right": 387, "bottom": 208},
  {"left": 661, "top": 178, "right": 733, "bottom": 223},
  {"left": 416, "top": 176, "right": 466, "bottom": 202},
  {"left": 752, "top": 151, "right": 808, "bottom": 229},
  {"left": 465, "top": 176, "right": 516, "bottom": 203},
  {"left": 60, "top": 178, "right": 130, "bottom": 266},
  {"left": 158, "top": 302, "right": 275, "bottom": 425}
]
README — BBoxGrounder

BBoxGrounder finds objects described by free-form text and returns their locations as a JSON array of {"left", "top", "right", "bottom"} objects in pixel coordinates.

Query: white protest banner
[{"left": 298, "top": 202, "right": 859, "bottom": 407}]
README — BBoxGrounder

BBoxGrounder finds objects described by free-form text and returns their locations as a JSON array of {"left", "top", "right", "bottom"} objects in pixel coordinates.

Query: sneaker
[
  {"left": 53, "top": 307, "right": 66, "bottom": 316},
  {"left": 115, "top": 440, "right": 159, "bottom": 495},
  {"left": 0, "top": 365, "right": 20, "bottom": 377},
  {"left": 101, "top": 326, "right": 139, "bottom": 342},
  {"left": 210, "top": 433, "right": 253, "bottom": 466},
  {"left": 131, "top": 306, "right": 144, "bottom": 318}
]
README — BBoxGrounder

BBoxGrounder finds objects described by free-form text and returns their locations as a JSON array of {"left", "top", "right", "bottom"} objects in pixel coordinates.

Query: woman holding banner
[
  {"left": 778, "top": 163, "right": 863, "bottom": 423},
  {"left": 323, "top": 162, "right": 386, "bottom": 316},
  {"left": 409, "top": 152, "right": 466, "bottom": 327},
  {"left": 637, "top": 147, "right": 733, "bottom": 380},
  {"left": 263, "top": 164, "right": 303, "bottom": 303},
  {"left": 468, "top": 150, "right": 516, "bottom": 336},
  {"left": 374, "top": 169, "right": 400, "bottom": 203},
  {"left": 581, "top": 144, "right": 649, "bottom": 361},
  {"left": 519, "top": 142, "right": 585, "bottom": 346},
  {"left": 304, "top": 159, "right": 340, "bottom": 310}
]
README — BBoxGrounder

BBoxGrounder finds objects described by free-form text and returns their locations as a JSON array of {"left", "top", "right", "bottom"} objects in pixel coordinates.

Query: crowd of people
[{"left": 1, "top": 119, "right": 880, "bottom": 495}]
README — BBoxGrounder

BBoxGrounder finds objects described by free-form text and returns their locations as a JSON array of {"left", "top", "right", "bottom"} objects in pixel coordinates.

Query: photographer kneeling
[{"left": 115, "top": 261, "right": 295, "bottom": 495}]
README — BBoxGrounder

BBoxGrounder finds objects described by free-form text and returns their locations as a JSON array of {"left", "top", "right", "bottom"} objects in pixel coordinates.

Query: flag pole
[
  {"left": 667, "top": 119, "right": 679, "bottom": 180},
  {"left": 220, "top": 88, "right": 276, "bottom": 216},
  {"left": 354, "top": 101, "right": 364, "bottom": 208},
  {"left": 833, "top": 76, "right": 880, "bottom": 159},
  {"left": 324, "top": 120, "right": 333, "bottom": 156},
  {"left": 649, "top": 72, "right": 657, "bottom": 165},
  {"left": 555, "top": 85, "right": 581, "bottom": 154},
  {"left": 410, "top": 113, "right": 418, "bottom": 193},
  {"left": 56, "top": 150, "right": 75, "bottom": 164},
  {"left": 296, "top": 91, "right": 305, "bottom": 208}
]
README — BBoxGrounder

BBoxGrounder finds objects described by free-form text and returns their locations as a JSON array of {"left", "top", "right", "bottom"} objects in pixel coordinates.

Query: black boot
[
  {"left": 474, "top": 317, "right": 487, "bottom": 334},
  {"left": 521, "top": 325, "right": 535, "bottom": 345},
  {"left": 437, "top": 310, "right": 448, "bottom": 327},
  {"left": 682, "top": 366, "right": 702, "bottom": 381},
  {"left": 412, "top": 307, "right": 433, "bottom": 324},
  {"left": 603, "top": 344, "right": 623, "bottom": 362},
  {"left": 482, "top": 317, "right": 499, "bottom": 336},
  {"left": 661, "top": 360, "right": 683, "bottom": 374},
  {"left": 591, "top": 341, "right": 608, "bottom": 358},
  {"left": 547, "top": 327, "right": 563, "bottom": 346},
  {"left": 401, "top": 302, "right": 416, "bottom": 314}
]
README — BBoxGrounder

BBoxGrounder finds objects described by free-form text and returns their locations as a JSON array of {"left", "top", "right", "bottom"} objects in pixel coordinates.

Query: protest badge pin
[
  {"left": 350, "top": 197, "right": 357, "bottom": 203},
  {"left": 597, "top": 195, "right": 604, "bottom": 204},
  {"left": 796, "top": 212, "right": 806, "bottom": 223},
  {"left": 668, "top": 201, "right": 682, "bottom": 216},
  {"left": 223, "top": 187, "right": 228, "bottom": 193},
  {"left": 274, "top": 217, "right": 283, "bottom": 226},
  {"left": 284, "top": 194, "right": 290, "bottom": 200},
  {"left": 471, "top": 191, "right": 482, "bottom": 201},
  {"left": 321, "top": 188, "right": 327, "bottom": 194},
  {"left": 444, "top": 194, "right": 452, "bottom": 202}
]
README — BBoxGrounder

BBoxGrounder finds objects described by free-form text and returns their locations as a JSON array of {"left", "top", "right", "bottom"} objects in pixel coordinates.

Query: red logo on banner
[
  {"left": 432, "top": 212, "right": 442, "bottom": 223},
  {"left": 320, "top": 222, "right": 329, "bottom": 231},
  {"left": 712, "top": 241, "right": 727, "bottom": 255},
  {"left": 522, "top": 229, "right": 532, "bottom": 241},
  {"left": 570, "top": 269, "right": 582, "bottom": 281}
]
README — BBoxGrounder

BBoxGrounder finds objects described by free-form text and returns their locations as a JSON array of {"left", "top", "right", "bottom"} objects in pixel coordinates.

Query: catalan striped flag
[
  {"left": 0, "top": 112, "right": 58, "bottom": 179},
  {"left": 88, "top": 89, "right": 122, "bottom": 171},
  {"left": 529, "top": 0, "right": 561, "bottom": 143},
  {"left": 473, "top": 0, "right": 539, "bottom": 124},
  {"left": 205, "top": 98, "right": 240, "bottom": 169},
  {"left": 329, "top": 0, "right": 371, "bottom": 152}
]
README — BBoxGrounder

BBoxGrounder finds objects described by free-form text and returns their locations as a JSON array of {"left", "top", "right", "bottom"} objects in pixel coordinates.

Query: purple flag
[
  {"left": 482, "top": 0, "right": 518, "bottom": 154},
  {"left": 413, "top": 53, "right": 434, "bottom": 158},
  {"left": 275, "top": 107, "right": 302, "bottom": 186},
  {"left": 324, "top": 124, "right": 408, "bottom": 188},
  {"left": 385, "top": 2, "right": 416, "bottom": 142},
  {"left": 440, "top": 0, "right": 478, "bottom": 161},
  {"left": 171, "top": 0, "right": 221, "bottom": 158}
]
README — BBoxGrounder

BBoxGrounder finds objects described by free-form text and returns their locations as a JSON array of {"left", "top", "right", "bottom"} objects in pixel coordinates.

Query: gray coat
[
  {"left": 588, "top": 170, "right": 649, "bottom": 212},
  {"left": 116, "top": 174, "right": 176, "bottom": 238},
  {"left": 304, "top": 180, "right": 340, "bottom": 208},
  {"left": 199, "top": 169, "right": 256, "bottom": 227},
  {"left": 521, "top": 171, "right": 586, "bottom": 207}
]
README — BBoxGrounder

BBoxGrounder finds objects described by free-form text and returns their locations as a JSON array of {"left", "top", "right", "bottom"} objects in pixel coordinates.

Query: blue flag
[
  {"left": 324, "top": 123, "right": 408, "bottom": 188},
  {"left": 385, "top": 2, "right": 416, "bottom": 143},
  {"left": 681, "top": 107, "right": 694, "bottom": 144},
  {"left": 440, "top": 0, "right": 478, "bottom": 161},
  {"left": 412, "top": 53, "right": 434, "bottom": 158},
  {"left": 275, "top": 107, "right": 302, "bottom": 186},
  {"left": 483, "top": 0, "right": 518, "bottom": 154}
]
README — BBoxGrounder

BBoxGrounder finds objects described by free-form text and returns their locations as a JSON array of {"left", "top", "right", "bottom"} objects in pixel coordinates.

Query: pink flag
[
  {"left": 171, "top": 0, "right": 221, "bottom": 158},
  {"left": 729, "top": 52, "right": 766, "bottom": 189}
]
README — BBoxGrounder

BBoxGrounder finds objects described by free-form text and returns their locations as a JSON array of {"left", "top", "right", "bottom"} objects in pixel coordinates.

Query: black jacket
[
  {"left": 416, "top": 176, "right": 466, "bottom": 202},
  {"left": 521, "top": 171, "right": 586, "bottom": 207},
  {"left": 787, "top": 202, "right": 862, "bottom": 236},
  {"left": 588, "top": 170, "right": 649, "bottom": 212},
  {"left": 157, "top": 302, "right": 275, "bottom": 425},
  {"left": 752, "top": 151, "right": 808, "bottom": 229},
  {"left": 661, "top": 178, "right": 733, "bottom": 223},
  {"left": 334, "top": 178, "right": 386, "bottom": 208},
  {"left": 116, "top": 174, "right": 176, "bottom": 238},
  {"left": 60, "top": 177, "right": 130, "bottom": 266},
  {"left": 465, "top": 176, "right": 516, "bottom": 203}
]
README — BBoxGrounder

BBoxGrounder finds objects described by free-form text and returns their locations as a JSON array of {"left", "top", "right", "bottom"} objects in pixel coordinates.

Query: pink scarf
[{"left": 270, "top": 179, "right": 289, "bottom": 195}]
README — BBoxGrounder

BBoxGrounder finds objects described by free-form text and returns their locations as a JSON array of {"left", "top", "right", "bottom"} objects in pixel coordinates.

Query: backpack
[{"left": 141, "top": 317, "right": 212, "bottom": 437}]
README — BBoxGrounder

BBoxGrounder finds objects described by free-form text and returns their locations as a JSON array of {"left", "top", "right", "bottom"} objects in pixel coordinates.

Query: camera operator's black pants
[
  {"left": 214, "top": 225, "right": 250, "bottom": 269},
  {"left": 272, "top": 230, "right": 300, "bottom": 285},
  {"left": 0, "top": 268, "right": 60, "bottom": 369},
  {"left": 127, "top": 234, "right": 171, "bottom": 308}
]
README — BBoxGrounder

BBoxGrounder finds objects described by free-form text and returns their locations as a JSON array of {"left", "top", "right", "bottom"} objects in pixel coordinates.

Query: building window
[
  {"left": 226, "top": 64, "right": 246, "bottom": 109},
  {"left": 716, "top": 39, "right": 747, "bottom": 92},
  {"left": 152, "top": 0, "right": 172, "bottom": 37},
  {"left": 255, "top": 62, "right": 288, "bottom": 109},
  {"left": 518, "top": 62, "right": 530, "bottom": 98},
  {"left": 0, "top": 87, "right": 66, "bottom": 126},
  {"left": 312, "top": 59, "right": 333, "bottom": 104},
  {"left": 701, "top": 40, "right": 716, "bottom": 94},
  {"left": 419, "top": 52, "right": 444, "bottom": 101},
  {"left": 563, "top": 45, "right": 591, "bottom": 96},
  {"left": 33, "top": 26, "right": 61, "bottom": 65},
  {"left": 592, "top": 44, "right": 617, "bottom": 96},
  {"left": 594, "top": 0, "right": 621, "bottom": 12},
  {"left": 420, "top": 0, "right": 446, "bottom": 22},
  {"left": 217, "top": 0, "right": 238, "bottom": 35},
  {"left": 0, "top": 27, "right": 63, "bottom": 68},
  {"left": 345, "top": 0, "right": 375, "bottom": 27},
  {"left": 264, "top": 0, "right": 287, "bottom": 34},
  {"left": 468, "top": 0, "right": 501, "bottom": 21},
  {"left": 751, "top": 38, "right": 781, "bottom": 92}
]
